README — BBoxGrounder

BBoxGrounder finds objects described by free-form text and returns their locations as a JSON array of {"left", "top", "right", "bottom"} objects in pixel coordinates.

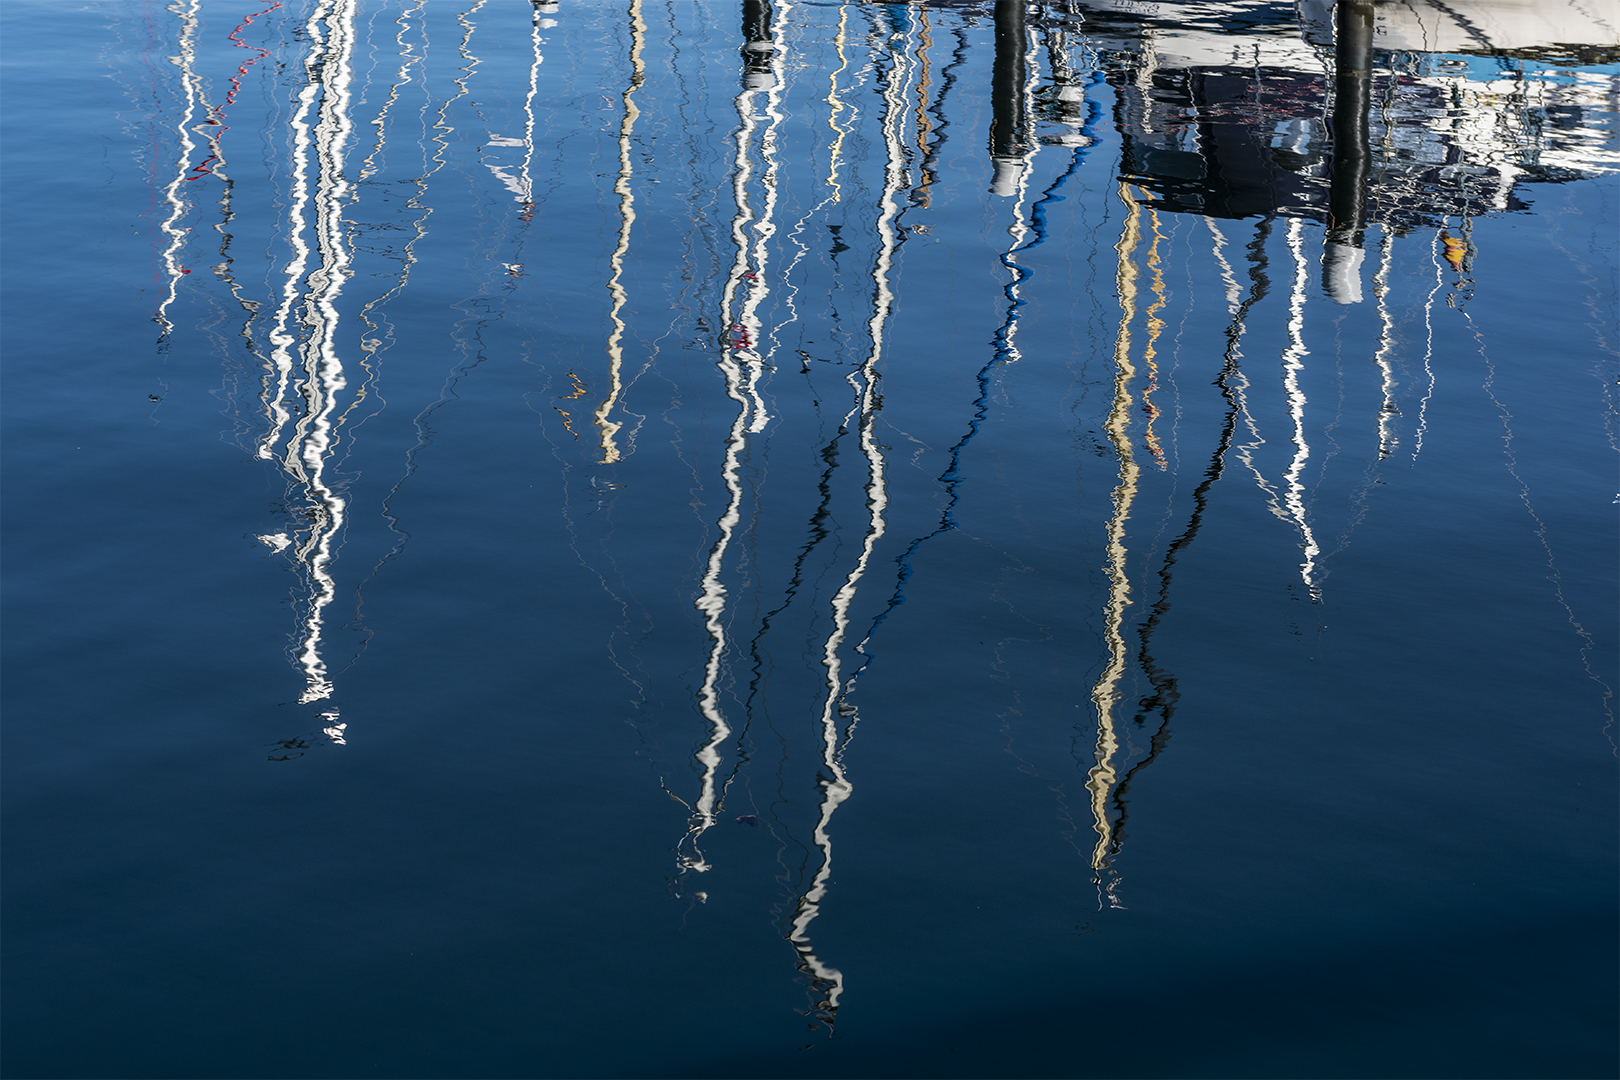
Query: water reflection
[
  {"left": 125, "top": 0, "right": 1618, "bottom": 1027},
  {"left": 253, "top": 0, "right": 359, "bottom": 747}
]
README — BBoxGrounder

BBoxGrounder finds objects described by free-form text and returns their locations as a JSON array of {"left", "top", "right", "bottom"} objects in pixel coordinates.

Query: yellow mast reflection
[
  {"left": 911, "top": 6, "right": 932, "bottom": 207},
  {"left": 595, "top": 0, "right": 646, "bottom": 464},
  {"left": 1139, "top": 208, "right": 1169, "bottom": 468},
  {"left": 1086, "top": 181, "right": 1142, "bottom": 905}
]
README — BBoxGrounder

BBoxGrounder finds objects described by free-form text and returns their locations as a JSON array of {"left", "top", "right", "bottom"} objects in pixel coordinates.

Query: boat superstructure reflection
[{"left": 1071, "top": 0, "right": 1617, "bottom": 899}]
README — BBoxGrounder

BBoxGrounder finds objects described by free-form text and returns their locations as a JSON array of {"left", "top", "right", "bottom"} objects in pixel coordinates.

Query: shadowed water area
[{"left": 2, "top": 1, "right": 1617, "bottom": 1076}]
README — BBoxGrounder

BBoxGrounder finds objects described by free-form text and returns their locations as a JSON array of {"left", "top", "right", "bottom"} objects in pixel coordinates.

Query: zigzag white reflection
[
  {"left": 1278, "top": 217, "right": 1320, "bottom": 601},
  {"left": 155, "top": 0, "right": 201, "bottom": 336},
  {"left": 1371, "top": 230, "right": 1399, "bottom": 459},
  {"left": 482, "top": 2, "right": 543, "bottom": 206},
  {"left": 681, "top": 0, "right": 794, "bottom": 875},
  {"left": 788, "top": 5, "right": 911, "bottom": 1025},
  {"left": 255, "top": 0, "right": 356, "bottom": 741}
]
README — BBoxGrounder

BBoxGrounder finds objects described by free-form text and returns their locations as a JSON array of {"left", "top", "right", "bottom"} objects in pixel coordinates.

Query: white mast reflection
[
  {"left": 787, "top": 2, "right": 911, "bottom": 1025},
  {"left": 155, "top": 0, "right": 202, "bottom": 336},
  {"left": 681, "top": 0, "right": 793, "bottom": 877},
  {"left": 257, "top": 1, "right": 326, "bottom": 461},
  {"left": 287, "top": 0, "right": 357, "bottom": 725},
  {"left": 769, "top": 3, "right": 853, "bottom": 357},
  {"left": 1279, "top": 217, "right": 1320, "bottom": 601},
  {"left": 1371, "top": 229, "right": 1399, "bottom": 459},
  {"left": 482, "top": 2, "right": 546, "bottom": 207},
  {"left": 1412, "top": 230, "right": 1444, "bottom": 463},
  {"left": 254, "top": 0, "right": 357, "bottom": 742},
  {"left": 352, "top": 0, "right": 427, "bottom": 412}
]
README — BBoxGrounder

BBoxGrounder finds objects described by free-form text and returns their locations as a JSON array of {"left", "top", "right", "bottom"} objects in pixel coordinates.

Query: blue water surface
[{"left": 3, "top": 1, "right": 1616, "bottom": 1077}]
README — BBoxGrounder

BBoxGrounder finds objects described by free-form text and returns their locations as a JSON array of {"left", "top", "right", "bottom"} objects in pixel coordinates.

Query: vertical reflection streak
[
  {"left": 1280, "top": 217, "right": 1320, "bottom": 600},
  {"left": 349, "top": 0, "right": 426, "bottom": 433},
  {"left": 1371, "top": 229, "right": 1399, "bottom": 458},
  {"left": 771, "top": 6, "right": 852, "bottom": 364},
  {"left": 1471, "top": 309, "right": 1617, "bottom": 747},
  {"left": 741, "top": 1, "right": 791, "bottom": 435},
  {"left": 1086, "top": 182, "right": 1142, "bottom": 901},
  {"left": 283, "top": 0, "right": 357, "bottom": 729},
  {"left": 1413, "top": 230, "right": 1443, "bottom": 463},
  {"left": 787, "top": 6, "right": 911, "bottom": 1027},
  {"left": 596, "top": 0, "right": 646, "bottom": 463},
  {"left": 156, "top": 0, "right": 202, "bottom": 336},
  {"left": 1104, "top": 213, "right": 1273, "bottom": 869},
  {"left": 683, "top": 0, "right": 792, "bottom": 874},
  {"left": 1140, "top": 207, "right": 1168, "bottom": 467},
  {"left": 258, "top": 0, "right": 328, "bottom": 460}
]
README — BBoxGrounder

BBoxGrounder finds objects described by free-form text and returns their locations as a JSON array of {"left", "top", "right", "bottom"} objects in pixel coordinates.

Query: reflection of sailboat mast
[
  {"left": 1101, "top": 216, "right": 1273, "bottom": 869},
  {"left": 282, "top": 0, "right": 358, "bottom": 734},
  {"left": 681, "top": 0, "right": 792, "bottom": 876},
  {"left": 155, "top": 0, "right": 202, "bottom": 337},
  {"left": 350, "top": 0, "right": 428, "bottom": 427},
  {"left": 595, "top": 0, "right": 646, "bottom": 464},
  {"left": 1371, "top": 230, "right": 1399, "bottom": 458},
  {"left": 1085, "top": 182, "right": 1142, "bottom": 904},
  {"left": 858, "top": 37, "right": 1087, "bottom": 678},
  {"left": 1412, "top": 231, "right": 1444, "bottom": 462},
  {"left": 257, "top": 3, "right": 326, "bottom": 461},
  {"left": 1279, "top": 217, "right": 1321, "bottom": 601},
  {"left": 786, "top": 5, "right": 913, "bottom": 1028}
]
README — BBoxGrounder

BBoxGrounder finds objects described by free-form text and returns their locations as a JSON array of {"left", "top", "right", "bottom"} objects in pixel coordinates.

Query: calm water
[{"left": 3, "top": 1, "right": 1617, "bottom": 1076}]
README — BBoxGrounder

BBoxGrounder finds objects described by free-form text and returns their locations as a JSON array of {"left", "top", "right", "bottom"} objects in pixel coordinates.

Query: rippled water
[{"left": 4, "top": 1, "right": 1617, "bottom": 1076}]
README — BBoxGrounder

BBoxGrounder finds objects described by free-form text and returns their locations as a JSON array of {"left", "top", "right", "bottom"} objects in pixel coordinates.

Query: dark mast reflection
[
  {"left": 988, "top": 0, "right": 1031, "bottom": 196},
  {"left": 1323, "top": 0, "right": 1372, "bottom": 304}
]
